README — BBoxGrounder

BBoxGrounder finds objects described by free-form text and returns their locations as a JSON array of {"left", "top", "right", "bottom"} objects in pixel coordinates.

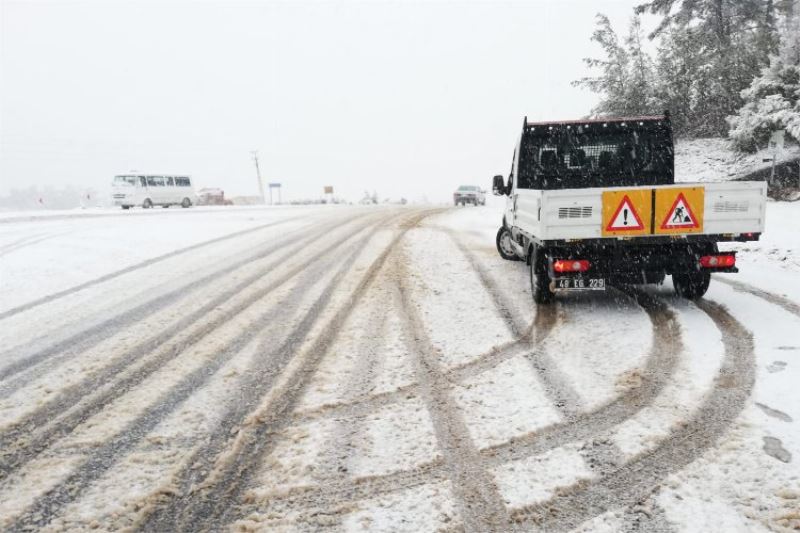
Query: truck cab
[{"left": 493, "top": 115, "right": 766, "bottom": 303}]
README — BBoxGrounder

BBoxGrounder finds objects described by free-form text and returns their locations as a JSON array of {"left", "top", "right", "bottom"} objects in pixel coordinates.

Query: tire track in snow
[
  {"left": 395, "top": 259, "right": 513, "bottom": 532},
  {"left": 136, "top": 210, "right": 439, "bottom": 532},
  {"left": 291, "top": 282, "right": 394, "bottom": 531},
  {"left": 0, "top": 232, "right": 66, "bottom": 257},
  {"left": 5, "top": 211, "right": 404, "bottom": 531},
  {"left": 246, "top": 288, "right": 677, "bottom": 520},
  {"left": 714, "top": 276, "right": 800, "bottom": 318},
  {"left": 0, "top": 215, "right": 304, "bottom": 321},
  {"left": 445, "top": 231, "right": 672, "bottom": 529},
  {"left": 619, "top": 498, "right": 675, "bottom": 533},
  {"left": 446, "top": 229, "right": 591, "bottom": 428},
  {"left": 289, "top": 338, "right": 532, "bottom": 427},
  {"left": 437, "top": 226, "right": 530, "bottom": 340},
  {"left": 240, "top": 228, "right": 555, "bottom": 528},
  {"left": 227, "top": 233, "right": 563, "bottom": 521},
  {"left": 311, "top": 287, "right": 392, "bottom": 482},
  {"left": 509, "top": 298, "right": 755, "bottom": 531},
  {"left": 443, "top": 229, "right": 584, "bottom": 414},
  {"left": 482, "top": 287, "right": 681, "bottom": 466},
  {"left": 0, "top": 214, "right": 378, "bottom": 479},
  {"left": 0, "top": 233, "right": 44, "bottom": 254},
  {"left": 0, "top": 214, "right": 338, "bottom": 394}
]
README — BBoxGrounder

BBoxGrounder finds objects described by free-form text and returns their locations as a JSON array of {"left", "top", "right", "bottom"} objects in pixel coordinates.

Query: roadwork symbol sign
[
  {"left": 660, "top": 192, "right": 698, "bottom": 229},
  {"left": 606, "top": 195, "right": 644, "bottom": 232},
  {"left": 655, "top": 187, "right": 704, "bottom": 234}
]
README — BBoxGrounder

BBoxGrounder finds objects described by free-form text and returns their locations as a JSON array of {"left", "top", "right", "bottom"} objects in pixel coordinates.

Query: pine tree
[
  {"left": 653, "top": 27, "right": 701, "bottom": 135},
  {"left": 636, "top": 0, "right": 784, "bottom": 136},
  {"left": 572, "top": 14, "right": 658, "bottom": 117},
  {"left": 728, "top": 4, "right": 800, "bottom": 151}
]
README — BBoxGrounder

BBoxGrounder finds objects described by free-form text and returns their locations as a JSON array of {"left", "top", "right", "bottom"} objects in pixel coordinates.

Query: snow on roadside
[
  {"left": 674, "top": 137, "right": 800, "bottom": 183},
  {"left": 0, "top": 204, "right": 332, "bottom": 223},
  {"left": 0, "top": 208, "right": 319, "bottom": 312},
  {"left": 720, "top": 200, "right": 800, "bottom": 304},
  {"left": 655, "top": 283, "right": 800, "bottom": 532}
]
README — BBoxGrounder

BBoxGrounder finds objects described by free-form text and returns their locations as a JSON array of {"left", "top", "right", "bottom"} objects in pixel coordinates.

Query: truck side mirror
[{"left": 492, "top": 175, "right": 507, "bottom": 196}]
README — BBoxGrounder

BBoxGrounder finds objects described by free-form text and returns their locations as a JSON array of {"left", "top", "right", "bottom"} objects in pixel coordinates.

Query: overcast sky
[{"left": 1, "top": 0, "right": 654, "bottom": 203}]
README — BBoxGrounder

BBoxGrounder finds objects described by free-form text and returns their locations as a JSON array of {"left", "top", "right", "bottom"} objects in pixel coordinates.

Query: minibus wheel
[
  {"left": 181, "top": 198, "right": 191, "bottom": 208},
  {"left": 143, "top": 199, "right": 153, "bottom": 209}
]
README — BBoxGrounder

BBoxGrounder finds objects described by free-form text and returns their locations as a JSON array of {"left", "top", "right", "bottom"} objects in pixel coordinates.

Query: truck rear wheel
[
  {"left": 530, "top": 246, "right": 554, "bottom": 304},
  {"left": 496, "top": 227, "right": 520, "bottom": 261},
  {"left": 673, "top": 271, "right": 711, "bottom": 299}
]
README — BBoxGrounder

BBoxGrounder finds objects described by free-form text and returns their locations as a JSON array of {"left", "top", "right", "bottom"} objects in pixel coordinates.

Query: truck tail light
[
  {"left": 553, "top": 259, "right": 590, "bottom": 272},
  {"left": 699, "top": 255, "right": 736, "bottom": 268}
]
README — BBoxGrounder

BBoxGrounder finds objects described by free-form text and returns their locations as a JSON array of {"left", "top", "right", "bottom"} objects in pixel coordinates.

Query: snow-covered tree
[
  {"left": 572, "top": 14, "right": 659, "bottom": 117},
  {"left": 728, "top": 4, "right": 800, "bottom": 151},
  {"left": 637, "top": 0, "right": 785, "bottom": 136},
  {"left": 653, "top": 27, "right": 702, "bottom": 134}
]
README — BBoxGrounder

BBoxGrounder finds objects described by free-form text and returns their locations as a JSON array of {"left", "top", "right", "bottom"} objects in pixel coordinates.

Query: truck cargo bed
[{"left": 512, "top": 181, "right": 766, "bottom": 244}]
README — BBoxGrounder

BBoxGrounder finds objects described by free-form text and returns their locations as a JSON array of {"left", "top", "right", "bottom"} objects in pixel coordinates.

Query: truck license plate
[{"left": 554, "top": 278, "right": 606, "bottom": 290}]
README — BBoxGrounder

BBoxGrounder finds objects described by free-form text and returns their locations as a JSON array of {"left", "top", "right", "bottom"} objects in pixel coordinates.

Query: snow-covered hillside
[{"left": 675, "top": 137, "right": 800, "bottom": 183}]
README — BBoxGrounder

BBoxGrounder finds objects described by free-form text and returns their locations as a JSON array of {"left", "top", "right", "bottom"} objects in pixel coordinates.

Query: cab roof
[{"left": 522, "top": 114, "right": 671, "bottom": 135}]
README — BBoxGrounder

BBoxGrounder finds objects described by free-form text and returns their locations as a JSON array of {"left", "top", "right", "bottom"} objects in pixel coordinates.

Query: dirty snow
[{"left": 1, "top": 197, "right": 799, "bottom": 532}]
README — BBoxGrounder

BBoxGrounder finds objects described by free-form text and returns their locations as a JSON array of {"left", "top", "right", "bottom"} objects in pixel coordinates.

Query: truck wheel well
[{"left": 526, "top": 243, "right": 535, "bottom": 265}]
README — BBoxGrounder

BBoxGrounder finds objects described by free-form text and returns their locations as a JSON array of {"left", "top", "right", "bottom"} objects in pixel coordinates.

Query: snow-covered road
[{"left": 0, "top": 204, "right": 797, "bottom": 532}]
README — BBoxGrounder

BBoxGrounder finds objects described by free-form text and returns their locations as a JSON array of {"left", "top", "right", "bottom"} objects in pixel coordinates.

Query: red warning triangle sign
[
  {"left": 660, "top": 192, "right": 699, "bottom": 230},
  {"left": 606, "top": 195, "right": 645, "bottom": 232}
]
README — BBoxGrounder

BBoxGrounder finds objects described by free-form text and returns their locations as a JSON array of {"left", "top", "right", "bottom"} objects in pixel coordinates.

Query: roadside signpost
[
  {"left": 268, "top": 182, "right": 281, "bottom": 205},
  {"left": 765, "top": 129, "right": 785, "bottom": 187}
]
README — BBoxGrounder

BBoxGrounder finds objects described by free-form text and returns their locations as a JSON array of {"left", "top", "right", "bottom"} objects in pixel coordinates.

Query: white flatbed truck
[{"left": 493, "top": 114, "right": 767, "bottom": 303}]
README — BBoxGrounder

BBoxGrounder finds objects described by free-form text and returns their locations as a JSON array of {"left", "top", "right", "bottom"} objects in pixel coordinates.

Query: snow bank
[{"left": 675, "top": 137, "right": 800, "bottom": 183}]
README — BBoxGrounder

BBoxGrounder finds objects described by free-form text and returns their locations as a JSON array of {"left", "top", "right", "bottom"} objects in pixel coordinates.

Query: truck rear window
[{"left": 517, "top": 126, "right": 674, "bottom": 190}]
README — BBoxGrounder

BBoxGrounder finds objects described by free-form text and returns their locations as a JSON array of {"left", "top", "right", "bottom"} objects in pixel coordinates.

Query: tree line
[{"left": 574, "top": 0, "right": 800, "bottom": 152}]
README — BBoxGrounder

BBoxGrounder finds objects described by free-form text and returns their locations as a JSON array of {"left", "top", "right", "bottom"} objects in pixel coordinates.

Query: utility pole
[{"left": 251, "top": 150, "right": 266, "bottom": 204}]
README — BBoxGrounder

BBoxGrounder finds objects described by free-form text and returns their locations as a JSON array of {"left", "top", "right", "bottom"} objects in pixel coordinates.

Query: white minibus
[{"left": 112, "top": 175, "right": 196, "bottom": 209}]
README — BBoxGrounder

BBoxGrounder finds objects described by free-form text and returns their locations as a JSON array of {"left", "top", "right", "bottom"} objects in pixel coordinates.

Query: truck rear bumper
[
  {"left": 535, "top": 232, "right": 760, "bottom": 246},
  {"left": 541, "top": 241, "right": 738, "bottom": 280}
]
